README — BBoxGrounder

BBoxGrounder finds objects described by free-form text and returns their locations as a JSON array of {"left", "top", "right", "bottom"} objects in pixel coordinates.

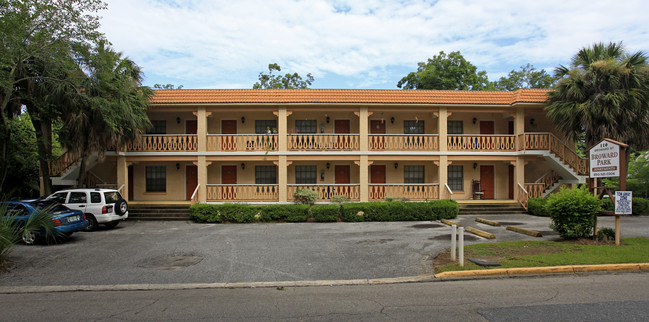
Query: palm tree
[
  {"left": 59, "top": 41, "right": 152, "bottom": 187},
  {"left": 546, "top": 42, "right": 649, "bottom": 151}
]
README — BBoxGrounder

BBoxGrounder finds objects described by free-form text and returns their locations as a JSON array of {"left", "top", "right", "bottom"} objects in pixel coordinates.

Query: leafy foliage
[
  {"left": 600, "top": 196, "right": 649, "bottom": 216},
  {"left": 397, "top": 51, "right": 492, "bottom": 90},
  {"left": 253, "top": 63, "right": 314, "bottom": 89},
  {"left": 492, "top": 64, "right": 557, "bottom": 90},
  {"left": 603, "top": 151, "right": 649, "bottom": 198},
  {"left": 547, "top": 186, "right": 601, "bottom": 239},
  {"left": 0, "top": 203, "right": 57, "bottom": 264},
  {"left": 153, "top": 84, "right": 183, "bottom": 89},
  {"left": 311, "top": 204, "right": 340, "bottom": 222},
  {"left": 293, "top": 188, "right": 318, "bottom": 205},
  {"left": 527, "top": 198, "right": 549, "bottom": 217}
]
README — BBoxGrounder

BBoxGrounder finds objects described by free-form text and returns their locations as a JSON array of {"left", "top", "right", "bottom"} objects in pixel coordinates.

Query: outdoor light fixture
[
  {"left": 473, "top": 162, "right": 478, "bottom": 169},
  {"left": 326, "top": 115, "right": 330, "bottom": 123},
  {"left": 241, "top": 163, "right": 246, "bottom": 170},
  {"left": 320, "top": 170, "right": 325, "bottom": 181},
  {"left": 326, "top": 162, "right": 330, "bottom": 170},
  {"left": 390, "top": 117, "right": 395, "bottom": 124},
  {"left": 176, "top": 117, "right": 181, "bottom": 124},
  {"left": 394, "top": 162, "right": 398, "bottom": 169},
  {"left": 530, "top": 118, "right": 535, "bottom": 125},
  {"left": 241, "top": 116, "right": 246, "bottom": 124},
  {"left": 176, "top": 163, "right": 180, "bottom": 170},
  {"left": 472, "top": 117, "right": 477, "bottom": 124}
]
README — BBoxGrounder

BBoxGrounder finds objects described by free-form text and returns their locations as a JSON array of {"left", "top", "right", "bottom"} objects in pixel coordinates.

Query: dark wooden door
[
  {"left": 335, "top": 165, "right": 351, "bottom": 197},
  {"left": 370, "top": 165, "right": 386, "bottom": 199},
  {"left": 508, "top": 121, "right": 514, "bottom": 135},
  {"left": 480, "top": 121, "right": 494, "bottom": 134},
  {"left": 128, "top": 165, "right": 134, "bottom": 200},
  {"left": 222, "top": 120, "right": 237, "bottom": 151},
  {"left": 370, "top": 120, "right": 386, "bottom": 149},
  {"left": 221, "top": 165, "right": 237, "bottom": 200},
  {"left": 186, "top": 165, "right": 198, "bottom": 200},
  {"left": 480, "top": 165, "right": 495, "bottom": 199},
  {"left": 335, "top": 119, "right": 350, "bottom": 149},
  {"left": 508, "top": 164, "right": 514, "bottom": 199},
  {"left": 186, "top": 120, "right": 197, "bottom": 134}
]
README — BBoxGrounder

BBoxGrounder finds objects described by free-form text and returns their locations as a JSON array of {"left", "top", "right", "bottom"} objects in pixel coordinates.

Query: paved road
[
  {"left": 1, "top": 273, "right": 648, "bottom": 320},
  {"left": 1, "top": 215, "right": 647, "bottom": 287}
]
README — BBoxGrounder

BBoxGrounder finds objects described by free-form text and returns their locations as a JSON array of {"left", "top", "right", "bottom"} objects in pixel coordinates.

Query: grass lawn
[{"left": 434, "top": 237, "right": 649, "bottom": 273}]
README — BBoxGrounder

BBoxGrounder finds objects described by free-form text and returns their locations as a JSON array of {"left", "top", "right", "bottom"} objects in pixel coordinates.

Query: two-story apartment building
[{"left": 49, "top": 89, "right": 589, "bottom": 207}]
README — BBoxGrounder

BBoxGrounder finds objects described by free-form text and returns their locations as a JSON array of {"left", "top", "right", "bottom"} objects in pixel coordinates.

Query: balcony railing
[
  {"left": 206, "top": 184, "right": 279, "bottom": 201},
  {"left": 369, "top": 184, "right": 439, "bottom": 201},
  {"left": 447, "top": 135, "right": 516, "bottom": 151},
  {"left": 288, "top": 134, "right": 359, "bottom": 151},
  {"left": 207, "top": 134, "right": 277, "bottom": 152},
  {"left": 520, "top": 133, "right": 589, "bottom": 175},
  {"left": 126, "top": 135, "right": 198, "bottom": 152},
  {"left": 369, "top": 134, "right": 439, "bottom": 151},
  {"left": 288, "top": 184, "right": 360, "bottom": 201}
]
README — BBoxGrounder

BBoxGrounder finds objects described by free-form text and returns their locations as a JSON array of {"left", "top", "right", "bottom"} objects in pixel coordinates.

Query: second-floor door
[{"left": 222, "top": 120, "right": 237, "bottom": 151}]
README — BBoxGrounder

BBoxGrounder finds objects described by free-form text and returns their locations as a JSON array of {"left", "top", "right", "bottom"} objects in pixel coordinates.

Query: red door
[
  {"left": 508, "top": 121, "right": 514, "bottom": 135},
  {"left": 221, "top": 165, "right": 237, "bottom": 200},
  {"left": 186, "top": 120, "right": 197, "bottom": 134},
  {"left": 222, "top": 120, "right": 237, "bottom": 151},
  {"left": 480, "top": 121, "right": 494, "bottom": 134},
  {"left": 335, "top": 119, "right": 350, "bottom": 149},
  {"left": 186, "top": 165, "right": 198, "bottom": 200},
  {"left": 508, "top": 164, "right": 514, "bottom": 199},
  {"left": 128, "top": 165, "right": 134, "bottom": 200},
  {"left": 370, "top": 120, "right": 386, "bottom": 149},
  {"left": 480, "top": 165, "right": 495, "bottom": 199},
  {"left": 335, "top": 165, "right": 350, "bottom": 197},
  {"left": 370, "top": 165, "right": 386, "bottom": 199}
]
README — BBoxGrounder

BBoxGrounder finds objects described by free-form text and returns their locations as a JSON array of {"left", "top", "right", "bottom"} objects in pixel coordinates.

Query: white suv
[{"left": 47, "top": 188, "right": 128, "bottom": 231}]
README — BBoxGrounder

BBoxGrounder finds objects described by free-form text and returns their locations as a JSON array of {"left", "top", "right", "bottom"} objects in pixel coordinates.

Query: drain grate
[{"left": 137, "top": 255, "right": 204, "bottom": 270}]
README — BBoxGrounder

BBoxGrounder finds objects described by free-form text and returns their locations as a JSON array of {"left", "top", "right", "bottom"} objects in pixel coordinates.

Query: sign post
[{"left": 589, "top": 139, "right": 629, "bottom": 246}]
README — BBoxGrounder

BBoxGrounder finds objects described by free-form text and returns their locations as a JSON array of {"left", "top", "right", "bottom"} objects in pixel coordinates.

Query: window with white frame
[
  {"left": 404, "top": 120, "right": 424, "bottom": 134},
  {"left": 447, "top": 120, "right": 463, "bottom": 134},
  {"left": 255, "top": 165, "right": 277, "bottom": 184},
  {"left": 448, "top": 165, "right": 463, "bottom": 191},
  {"left": 295, "top": 120, "right": 317, "bottom": 133},
  {"left": 295, "top": 165, "right": 317, "bottom": 184},
  {"left": 404, "top": 165, "right": 425, "bottom": 184},
  {"left": 255, "top": 120, "right": 277, "bottom": 134},
  {"left": 147, "top": 120, "right": 167, "bottom": 134},
  {"left": 146, "top": 166, "right": 166, "bottom": 192}
]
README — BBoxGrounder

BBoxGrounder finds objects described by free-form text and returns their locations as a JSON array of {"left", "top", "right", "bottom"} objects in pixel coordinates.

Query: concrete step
[
  {"left": 459, "top": 203, "right": 527, "bottom": 216},
  {"left": 128, "top": 204, "right": 191, "bottom": 221}
]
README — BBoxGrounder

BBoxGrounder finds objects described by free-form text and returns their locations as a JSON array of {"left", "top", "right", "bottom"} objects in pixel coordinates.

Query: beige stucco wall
[
  {"left": 132, "top": 162, "right": 187, "bottom": 201},
  {"left": 88, "top": 156, "right": 117, "bottom": 184},
  {"left": 448, "top": 113, "right": 515, "bottom": 135},
  {"left": 446, "top": 161, "right": 513, "bottom": 200},
  {"left": 147, "top": 111, "right": 197, "bottom": 134}
]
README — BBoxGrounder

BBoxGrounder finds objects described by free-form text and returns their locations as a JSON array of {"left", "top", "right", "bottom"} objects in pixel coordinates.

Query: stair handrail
[
  {"left": 191, "top": 184, "right": 201, "bottom": 204},
  {"left": 118, "top": 184, "right": 125, "bottom": 193},
  {"left": 522, "top": 132, "right": 588, "bottom": 175},
  {"left": 517, "top": 183, "right": 529, "bottom": 210},
  {"left": 49, "top": 150, "right": 81, "bottom": 176},
  {"left": 444, "top": 183, "right": 453, "bottom": 200}
]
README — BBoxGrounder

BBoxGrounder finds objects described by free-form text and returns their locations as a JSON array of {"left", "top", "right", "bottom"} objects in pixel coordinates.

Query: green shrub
[
  {"left": 598, "top": 227, "right": 616, "bottom": 242},
  {"left": 190, "top": 204, "right": 258, "bottom": 223},
  {"left": 429, "top": 199, "right": 459, "bottom": 219},
  {"left": 294, "top": 188, "right": 318, "bottom": 205},
  {"left": 601, "top": 198, "right": 614, "bottom": 211},
  {"left": 331, "top": 195, "right": 349, "bottom": 204},
  {"left": 340, "top": 203, "right": 369, "bottom": 222},
  {"left": 259, "top": 204, "right": 310, "bottom": 222},
  {"left": 547, "top": 186, "right": 600, "bottom": 239},
  {"left": 311, "top": 204, "right": 340, "bottom": 222},
  {"left": 527, "top": 198, "right": 549, "bottom": 217}
]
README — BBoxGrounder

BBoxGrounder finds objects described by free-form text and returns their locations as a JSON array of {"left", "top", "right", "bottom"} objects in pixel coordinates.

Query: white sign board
[
  {"left": 590, "top": 140, "right": 620, "bottom": 178},
  {"left": 615, "top": 191, "right": 632, "bottom": 215}
]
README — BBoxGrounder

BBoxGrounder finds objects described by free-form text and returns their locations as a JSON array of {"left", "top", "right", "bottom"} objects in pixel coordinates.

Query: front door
[
  {"left": 508, "top": 164, "right": 514, "bottom": 199},
  {"left": 370, "top": 165, "right": 386, "bottom": 200},
  {"left": 370, "top": 120, "right": 386, "bottom": 149},
  {"left": 480, "top": 121, "right": 494, "bottom": 134},
  {"left": 222, "top": 120, "right": 237, "bottom": 151},
  {"left": 186, "top": 165, "right": 198, "bottom": 200},
  {"left": 128, "top": 165, "right": 134, "bottom": 200},
  {"left": 335, "top": 119, "right": 350, "bottom": 149},
  {"left": 480, "top": 165, "right": 495, "bottom": 199},
  {"left": 186, "top": 120, "right": 197, "bottom": 134},
  {"left": 221, "top": 165, "right": 237, "bottom": 200},
  {"left": 335, "top": 165, "right": 350, "bottom": 197}
]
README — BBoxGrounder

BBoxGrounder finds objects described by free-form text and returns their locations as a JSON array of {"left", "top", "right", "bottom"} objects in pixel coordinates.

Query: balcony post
[
  {"left": 438, "top": 157, "right": 449, "bottom": 199},
  {"left": 117, "top": 156, "right": 128, "bottom": 201},
  {"left": 275, "top": 106, "right": 290, "bottom": 151},
  {"left": 514, "top": 106, "right": 525, "bottom": 149},
  {"left": 438, "top": 107, "right": 448, "bottom": 151},
  {"left": 278, "top": 156, "right": 288, "bottom": 202},
  {"left": 358, "top": 106, "right": 370, "bottom": 152},
  {"left": 358, "top": 156, "right": 369, "bottom": 202},
  {"left": 197, "top": 156, "right": 207, "bottom": 202},
  {"left": 196, "top": 106, "right": 207, "bottom": 152}
]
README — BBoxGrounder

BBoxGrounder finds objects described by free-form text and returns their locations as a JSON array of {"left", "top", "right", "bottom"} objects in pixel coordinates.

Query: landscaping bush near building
[
  {"left": 547, "top": 186, "right": 600, "bottom": 239},
  {"left": 190, "top": 200, "right": 459, "bottom": 223},
  {"left": 527, "top": 198, "right": 549, "bottom": 217},
  {"left": 293, "top": 188, "right": 318, "bottom": 205}
]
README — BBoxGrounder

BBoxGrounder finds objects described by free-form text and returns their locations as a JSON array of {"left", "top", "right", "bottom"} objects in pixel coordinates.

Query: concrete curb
[
  {"left": 475, "top": 217, "right": 501, "bottom": 227},
  {"left": 465, "top": 226, "right": 496, "bottom": 239},
  {"left": 434, "top": 263, "right": 649, "bottom": 279},
  {"left": 506, "top": 225, "right": 543, "bottom": 237}
]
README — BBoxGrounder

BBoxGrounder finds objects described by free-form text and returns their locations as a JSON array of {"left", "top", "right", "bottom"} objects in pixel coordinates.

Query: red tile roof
[{"left": 150, "top": 88, "right": 551, "bottom": 105}]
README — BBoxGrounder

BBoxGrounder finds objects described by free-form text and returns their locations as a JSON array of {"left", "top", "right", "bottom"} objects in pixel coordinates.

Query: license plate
[{"left": 67, "top": 215, "right": 80, "bottom": 223}]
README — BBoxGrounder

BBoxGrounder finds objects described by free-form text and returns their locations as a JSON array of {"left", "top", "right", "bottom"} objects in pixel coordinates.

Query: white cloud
[{"left": 99, "top": 0, "right": 649, "bottom": 89}]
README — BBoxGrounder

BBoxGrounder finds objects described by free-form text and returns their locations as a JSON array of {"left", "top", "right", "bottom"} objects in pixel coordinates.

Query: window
[
  {"left": 295, "top": 120, "right": 317, "bottom": 133},
  {"left": 255, "top": 165, "right": 277, "bottom": 184},
  {"left": 448, "top": 165, "right": 464, "bottom": 191},
  {"left": 146, "top": 166, "right": 167, "bottom": 192},
  {"left": 90, "top": 192, "right": 102, "bottom": 203},
  {"left": 148, "top": 120, "right": 167, "bottom": 134},
  {"left": 255, "top": 120, "right": 277, "bottom": 134},
  {"left": 69, "top": 192, "right": 87, "bottom": 204},
  {"left": 447, "top": 120, "right": 463, "bottom": 134},
  {"left": 404, "top": 120, "right": 424, "bottom": 134},
  {"left": 404, "top": 165, "right": 425, "bottom": 184},
  {"left": 49, "top": 192, "right": 68, "bottom": 203},
  {"left": 6, "top": 203, "right": 28, "bottom": 216},
  {"left": 295, "top": 165, "right": 317, "bottom": 184}
]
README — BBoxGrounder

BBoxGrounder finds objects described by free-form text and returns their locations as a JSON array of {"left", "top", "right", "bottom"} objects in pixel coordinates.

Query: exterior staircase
[
  {"left": 459, "top": 203, "right": 527, "bottom": 216},
  {"left": 128, "top": 204, "right": 192, "bottom": 221}
]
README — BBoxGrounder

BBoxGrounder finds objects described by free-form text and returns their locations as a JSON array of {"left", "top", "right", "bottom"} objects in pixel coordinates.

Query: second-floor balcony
[
  {"left": 126, "top": 134, "right": 198, "bottom": 152},
  {"left": 369, "top": 134, "right": 439, "bottom": 151},
  {"left": 207, "top": 134, "right": 278, "bottom": 152},
  {"left": 288, "top": 134, "right": 359, "bottom": 151}
]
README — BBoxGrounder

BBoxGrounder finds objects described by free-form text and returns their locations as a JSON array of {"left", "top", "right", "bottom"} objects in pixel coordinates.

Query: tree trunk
[
  {"left": 26, "top": 103, "right": 54, "bottom": 197},
  {"left": 76, "top": 154, "right": 87, "bottom": 188}
]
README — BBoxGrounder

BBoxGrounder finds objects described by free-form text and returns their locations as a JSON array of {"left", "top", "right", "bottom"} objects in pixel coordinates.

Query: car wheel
[
  {"left": 104, "top": 221, "right": 119, "bottom": 229},
  {"left": 115, "top": 199, "right": 128, "bottom": 215},
  {"left": 85, "top": 215, "right": 98, "bottom": 231},
  {"left": 22, "top": 231, "right": 38, "bottom": 245}
]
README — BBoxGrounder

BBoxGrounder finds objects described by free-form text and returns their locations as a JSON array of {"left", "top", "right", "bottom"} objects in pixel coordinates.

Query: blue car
[{"left": 2, "top": 200, "right": 88, "bottom": 245}]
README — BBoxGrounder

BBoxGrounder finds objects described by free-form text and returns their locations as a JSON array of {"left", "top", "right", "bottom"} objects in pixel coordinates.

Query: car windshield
[
  {"left": 29, "top": 201, "right": 71, "bottom": 213},
  {"left": 104, "top": 191, "right": 122, "bottom": 203}
]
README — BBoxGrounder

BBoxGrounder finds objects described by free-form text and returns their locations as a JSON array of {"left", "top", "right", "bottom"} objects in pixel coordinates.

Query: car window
[
  {"left": 49, "top": 192, "right": 68, "bottom": 203},
  {"left": 68, "top": 192, "right": 87, "bottom": 204},
  {"left": 30, "top": 201, "right": 70, "bottom": 213},
  {"left": 104, "top": 191, "right": 122, "bottom": 203},
  {"left": 90, "top": 192, "right": 102, "bottom": 203},
  {"left": 6, "top": 203, "right": 28, "bottom": 216}
]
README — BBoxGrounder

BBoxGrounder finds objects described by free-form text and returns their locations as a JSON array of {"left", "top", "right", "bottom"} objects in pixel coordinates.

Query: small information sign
[
  {"left": 590, "top": 140, "right": 621, "bottom": 178},
  {"left": 615, "top": 191, "right": 632, "bottom": 215}
]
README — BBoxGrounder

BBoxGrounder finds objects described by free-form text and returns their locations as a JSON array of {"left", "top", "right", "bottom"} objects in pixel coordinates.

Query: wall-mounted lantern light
[
  {"left": 241, "top": 116, "right": 246, "bottom": 124},
  {"left": 176, "top": 117, "right": 181, "bottom": 124},
  {"left": 241, "top": 163, "right": 246, "bottom": 170},
  {"left": 326, "top": 115, "right": 330, "bottom": 123},
  {"left": 530, "top": 118, "right": 535, "bottom": 125},
  {"left": 176, "top": 163, "right": 180, "bottom": 170},
  {"left": 394, "top": 162, "right": 398, "bottom": 169},
  {"left": 472, "top": 117, "right": 477, "bottom": 124},
  {"left": 326, "top": 162, "right": 330, "bottom": 170},
  {"left": 390, "top": 117, "right": 395, "bottom": 124},
  {"left": 473, "top": 162, "right": 478, "bottom": 169}
]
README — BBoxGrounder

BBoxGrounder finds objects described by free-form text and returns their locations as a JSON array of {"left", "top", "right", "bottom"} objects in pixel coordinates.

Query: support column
[
  {"left": 274, "top": 107, "right": 290, "bottom": 152},
  {"left": 357, "top": 106, "right": 370, "bottom": 152},
  {"left": 438, "top": 107, "right": 448, "bottom": 151},
  {"left": 514, "top": 106, "right": 526, "bottom": 200},
  {"left": 515, "top": 156, "right": 525, "bottom": 199},
  {"left": 197, "top": 156, "right": 207, "bottom": 202},
  {"left": 438, "top": 107, "right": 449, "bottom": 199},
  {"left": 196, "top": 106, "right": 208, "bottom": 152},
  {"left": 438, "top": 156, "right": 449, "bottom": 199},
  {"left": 117, "top": 156, "right": 128, "bottom": 201},
  {"left": 514, "top": 106, "right": 525, "bottom": 149},
  {"left": 278, "top": 156, "right": 288, "bottom": 202},
  {"left": 358, "top": 156, "right": 369, "bottom": 202}
]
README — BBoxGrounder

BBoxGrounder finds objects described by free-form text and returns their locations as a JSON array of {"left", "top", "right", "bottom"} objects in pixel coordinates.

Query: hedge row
[
  {"left": 190, "top": 200, "right": 459, "bottom": 223},
  {"left": 528, "top": 196, "right": 649, "bottom": 217}
]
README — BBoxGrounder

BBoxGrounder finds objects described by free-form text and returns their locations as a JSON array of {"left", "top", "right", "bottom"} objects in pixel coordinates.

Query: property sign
[
  {"left": 615, "top": 191, "right": 632, "bottom": 215},
  {"left": 590, "top": 140, "right": 621, "bottom": 178}
]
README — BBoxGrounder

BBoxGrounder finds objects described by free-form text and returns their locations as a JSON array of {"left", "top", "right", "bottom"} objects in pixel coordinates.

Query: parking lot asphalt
[{"left": 1, "top": 215, "right": 647, "bottom": 287}]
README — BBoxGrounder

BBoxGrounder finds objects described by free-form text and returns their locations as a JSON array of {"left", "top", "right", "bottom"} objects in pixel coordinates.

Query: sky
[{"left": 98, "top": 0, "right": 649, "bottom": 90}]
